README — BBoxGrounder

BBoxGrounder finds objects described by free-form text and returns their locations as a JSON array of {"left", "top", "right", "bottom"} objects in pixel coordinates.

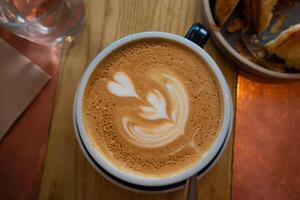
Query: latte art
[
  {"left": 107, "top": 71, "right": 189, "bottom": 148},
  {"left": 83, "top": 39, "right": 223, "bottom": 177}
]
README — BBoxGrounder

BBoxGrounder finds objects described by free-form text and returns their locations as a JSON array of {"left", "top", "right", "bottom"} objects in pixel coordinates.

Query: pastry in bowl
[
  {"left": 214, "top": 0, "right": 300, "bottom": 73},
  {"left": 215, "top": 0, "right": 278, "bottom": 32},
  {"left": 215, "top": 0, "right": 240, "bottom": 25},
  {"left": 252, "top": 0, "right": 278, "bottom": 32},
  {"left": 265, "top": 23, "right": 300, "bottom": 69}
]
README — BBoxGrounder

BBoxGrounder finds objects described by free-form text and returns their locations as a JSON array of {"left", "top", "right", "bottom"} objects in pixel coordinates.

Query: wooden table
[{"left": 38, "top": 0, "right": 237, "bottom": 199}]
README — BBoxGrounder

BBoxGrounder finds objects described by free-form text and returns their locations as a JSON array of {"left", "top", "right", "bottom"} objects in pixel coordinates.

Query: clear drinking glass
[{"left": 0, "top": 0, "right": 85, "bottom": 45}]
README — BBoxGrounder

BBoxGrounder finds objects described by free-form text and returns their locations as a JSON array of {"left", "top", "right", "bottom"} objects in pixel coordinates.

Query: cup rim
[{"left": 75, "top": 31, "right": 232, "bottom": 187}]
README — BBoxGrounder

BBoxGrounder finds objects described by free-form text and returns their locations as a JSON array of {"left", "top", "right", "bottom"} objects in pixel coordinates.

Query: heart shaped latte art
[{"left": 107, "top": 71, "right": 189, "bottom": 148}]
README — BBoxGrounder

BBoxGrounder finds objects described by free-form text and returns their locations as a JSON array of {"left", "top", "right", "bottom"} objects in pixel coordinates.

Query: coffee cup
[{"left": 74, "top": 24, "right": 233, "bottom": 191}]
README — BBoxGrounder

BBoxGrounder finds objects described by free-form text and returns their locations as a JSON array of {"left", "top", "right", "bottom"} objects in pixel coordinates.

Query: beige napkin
[{"left": 0, "top": 39, "right": 51, "bottom": 140}]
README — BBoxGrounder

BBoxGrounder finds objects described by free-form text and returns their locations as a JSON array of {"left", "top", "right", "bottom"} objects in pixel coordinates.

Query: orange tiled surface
[
  {"left": 0, "top": 29, "right": 62, "bottom": 200},
  {"left": 233, "top": 72, "right": 300, "bottom": 200}
]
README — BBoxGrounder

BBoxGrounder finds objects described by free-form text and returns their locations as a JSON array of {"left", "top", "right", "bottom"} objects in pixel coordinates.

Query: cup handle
[{"left": 185, "top": 23, "right": 210, "bottom": 48}]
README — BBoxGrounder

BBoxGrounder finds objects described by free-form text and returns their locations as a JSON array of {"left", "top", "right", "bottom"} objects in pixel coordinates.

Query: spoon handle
[{"left": 183, "top": 174, "right": 198, "bottom": 200}]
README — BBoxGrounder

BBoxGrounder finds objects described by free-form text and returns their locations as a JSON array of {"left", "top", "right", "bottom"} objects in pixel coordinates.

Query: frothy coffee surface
[{"left": 83, "top": 39, "right": 223, "bottom": 177}]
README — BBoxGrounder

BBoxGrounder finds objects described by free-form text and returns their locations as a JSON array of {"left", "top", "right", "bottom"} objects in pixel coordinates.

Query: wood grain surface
[{"left": 39, "top": 0, "right": 237, "bottom": 199}]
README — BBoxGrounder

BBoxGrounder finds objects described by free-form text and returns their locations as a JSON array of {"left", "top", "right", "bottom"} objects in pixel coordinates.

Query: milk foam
[
  {"left": 107, "top": 72, "right": 139, "bottom": 98},
  {"left": 107, "top": 71, "right": 189, "bottom": 148}
]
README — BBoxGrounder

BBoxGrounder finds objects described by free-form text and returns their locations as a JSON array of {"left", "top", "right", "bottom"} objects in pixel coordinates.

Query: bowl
[{"left": 202, "top": 0, "right": 300, "bottom": 79}]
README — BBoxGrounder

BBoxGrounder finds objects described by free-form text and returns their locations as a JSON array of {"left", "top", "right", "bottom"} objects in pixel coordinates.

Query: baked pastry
[
  {"left": 256, "top": 0, "right": 278, "bottom": 32},
  {"left": 215, "top": 0, "right": 240, "bottom": 25},
  {"left": 241, "top": 0, "right": 278, "bottom": 32},
  {"left": 265, "top": 23, "right": 300, "bottom": 69}
]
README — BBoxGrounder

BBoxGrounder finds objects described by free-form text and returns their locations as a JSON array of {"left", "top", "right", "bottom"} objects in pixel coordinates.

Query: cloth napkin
[{"left": 0, "top": 39, "right": 51, "bottom": 140}]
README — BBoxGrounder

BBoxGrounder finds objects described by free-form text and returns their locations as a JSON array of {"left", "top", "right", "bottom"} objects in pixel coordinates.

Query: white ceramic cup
[{"left": 74, "top": 31, "right": 232, "bottom": 187}]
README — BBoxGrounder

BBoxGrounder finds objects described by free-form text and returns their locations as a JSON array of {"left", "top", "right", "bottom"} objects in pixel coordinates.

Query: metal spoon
[{"left": 183, "top": 174, "right": 198, "bottom": 200}]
